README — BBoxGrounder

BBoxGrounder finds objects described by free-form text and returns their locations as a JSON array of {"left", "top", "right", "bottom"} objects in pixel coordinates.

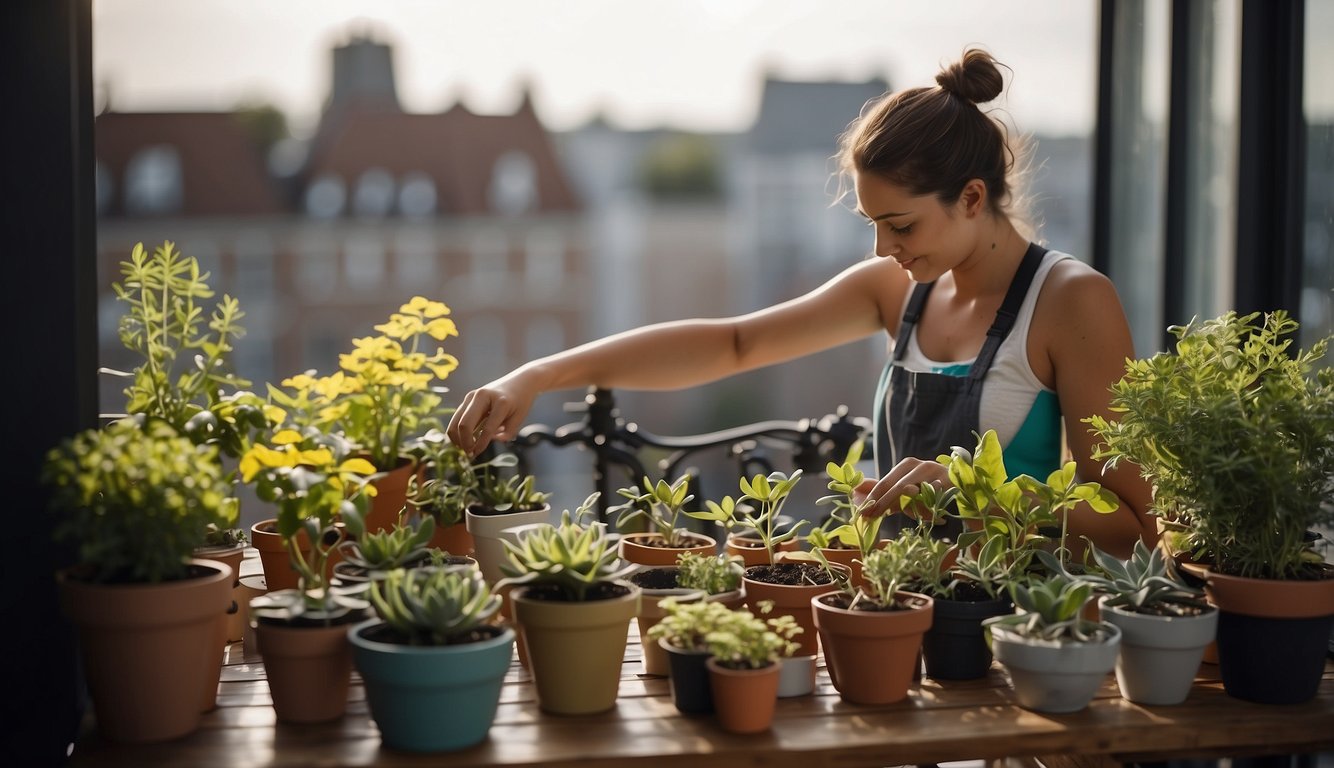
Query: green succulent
[
  {"left": 1051, "top": 539, "right": 1206, "bottom": 614},
  {"left": 984, "top": 574, "right": 1103, "bottom": 643},
  {"left": 498, "top": 494, "right": 635, "bottom": 601},
  {"left": 675, "top": 551, "right": 743, "bottom": 595},
  {"left": 369, "top": 566, "right": 501, "bottom": 645},
  {"left": 339, "top": 506, "right": 436, "bottom": 573},
  {"left": 43, "top": 417, "right": 234, "bottom": 583},
  {"left": 611, "top": 473, "right": 696, "bottom": 547}
]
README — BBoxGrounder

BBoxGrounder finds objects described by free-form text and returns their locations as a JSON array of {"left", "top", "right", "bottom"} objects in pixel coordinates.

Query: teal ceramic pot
[{"left": 349, "top": 619, "right": 515, "bottom": 752}]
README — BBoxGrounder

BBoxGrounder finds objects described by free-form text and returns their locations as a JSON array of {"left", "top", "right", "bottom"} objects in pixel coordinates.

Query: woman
[{"left": 447, "top": 48, "right": 1154, "bottom": 558}]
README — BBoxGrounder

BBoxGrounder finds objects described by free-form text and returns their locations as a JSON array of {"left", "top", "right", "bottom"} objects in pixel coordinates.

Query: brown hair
[{"left": 838, "top": 48, "right": 1030, "bottom": 225}]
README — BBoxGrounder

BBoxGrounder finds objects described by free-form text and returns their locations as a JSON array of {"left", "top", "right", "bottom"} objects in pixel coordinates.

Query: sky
[{"left": 93, "top": 0, "right": 1109, "bottom": 138}]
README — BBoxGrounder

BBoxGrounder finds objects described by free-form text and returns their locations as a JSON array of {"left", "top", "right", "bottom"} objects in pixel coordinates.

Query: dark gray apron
[{"left": 872, "top": 243, "right": 1047, "bottom": 541}]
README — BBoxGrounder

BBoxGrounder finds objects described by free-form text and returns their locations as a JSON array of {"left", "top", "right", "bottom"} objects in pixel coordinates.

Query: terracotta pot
[
  {"left": 815, "top": 538, "right": 892, "bottom": 589},
  {"left": 428, "top": 521, "right": 475, "bottom": 557},
  {"left": 466, "top": 504, "right": 552, "bottom": 584},
  {"left": 1197, "top": 565, "right": 1334, "bottom": 704},
  {"left": 58, "top": 560, "right": 233, "bottom": 743},
  {"left": 619, "top": 532, "right": 717, "bottom": 566},
  {"left": 813, "top": 590, "right": 934, "bottom": 705},
  {"left": 706, "top": 658, "right": 781, "bottom": 734},
  {"left": 363, "top": 459, "right": 422, "bottom": 533},
  {"left": 742, "top": 562, "right": 849, "bottom": 657},
  {"left": 512, "top": 581, "right": 641, "bottom": 715},
  {"left": 725, "top": 534, "right": 799, "bottom": 567},
  {"left": 192, "top": 542, "right": 248, "bottom": 711},
  {"left": 254, "top": 619, "right": 355, "bottom": 723},
  {"left": 250, "top": 519, "right": 343, "bottom": 592}
]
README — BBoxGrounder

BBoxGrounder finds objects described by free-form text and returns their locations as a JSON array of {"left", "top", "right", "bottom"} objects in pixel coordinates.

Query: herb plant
[
  {"left": 687, "top": 470, "right": 808, "bottom": 565},
  {"left": 1087, "top": 310, "right": 1334, "bottom": 580},
  {"left": 611, "top": 473, "right": 696, "bottom": 547},
  {"left": 675, "top": 551, "right": 744, "bottom": 595},
  {"left": 704, "top": 601, "right": 803, "bottom": 670}
]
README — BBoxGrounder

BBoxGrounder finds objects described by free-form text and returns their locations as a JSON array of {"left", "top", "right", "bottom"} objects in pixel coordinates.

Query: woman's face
[{"left": 853, "top": 172, "right": 977, "bottom": 283}]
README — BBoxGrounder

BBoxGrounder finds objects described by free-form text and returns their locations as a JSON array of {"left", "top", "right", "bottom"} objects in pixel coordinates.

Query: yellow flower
[
  {"left": 312, "top": 371, "right": 352, "bottom": 400},
  {"left": 427, "top": 352, "right": 459, "bottom": 380},
  {"left": 401, "top": 296, "right": 451, "bottom": 319},
  {"left": 425, "top": 317, "right": 459, "bottom": 341},
  {"left": 271, "top": 429, "right": 304, "bottom": 446},
  {"left": 282, "top": 372, "right": 320, "bottom": 393},
  {"left": 395, "top": 352, "right": 427, "bottom": 372}
]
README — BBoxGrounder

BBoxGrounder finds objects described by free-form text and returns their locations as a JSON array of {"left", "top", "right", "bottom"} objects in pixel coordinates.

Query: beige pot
[{"left": 512, "top": 580, "right": 641, "bottom": 715}]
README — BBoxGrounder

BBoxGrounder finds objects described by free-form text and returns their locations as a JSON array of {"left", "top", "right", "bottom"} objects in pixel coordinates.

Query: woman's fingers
[{"left": 860, "top": 458, "right": 949, "bottom": 519}]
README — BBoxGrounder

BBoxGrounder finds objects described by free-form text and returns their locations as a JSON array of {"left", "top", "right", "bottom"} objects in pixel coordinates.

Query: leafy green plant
[
  {"left": 368, "top": 566, "right": 502, "bottom": 645},
  {"left": 43, "top": 417, "right": 235, "bottom": 583},
  {"left": 270, "top": 297, "right": 461, "bottom": 471},
  {"left": 497, "top": 494, "right": 635, "bottom": 601},
  {"left": 984, "top": 574, "right": 1105, "bottom": 643},
  {"left": 687, "top": 470, "right": 808, "bottom": 564},
  {"left": 241, "top": 427, "right": 376, "bottom": 621},
  {"left": 937, "top": 430, "right": 1118, "bottom": 573},
  {"left": 409, "top": 431, "right": 548, "bottom": 526},
  {"left": 104, "top": 241, "right": 274, "bottom": 459},
  {"left": 1047, "top": 540, "right": 1207, "bottom": 616},
  {"left": 339, "top": 506, "right": 436, "bottom": 574},
  {"left": 675, "top": 551, "right": 744, "bottom": 595},
  {"left": 647, "top": 597, "right": 738, "bottom": 653},
  {"left": 611, "top": 473, "right": 696, "bottom": 547},
  {"left": 809, "top": 439, "right": 886, "bottom": 561},
  {"left": 1087, "top": 310, "right": 1334, "bottom": 580},
  {"left": 848, "top": 529, "right": 949, "bottom": 609},
  {"left": 704, "top": 601, "right": 803, "bottom": 670}
]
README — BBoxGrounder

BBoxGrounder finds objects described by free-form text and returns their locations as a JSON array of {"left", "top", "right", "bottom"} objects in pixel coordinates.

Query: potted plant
[
  {"left": 1053, "top": 540, "right": 1216, "bottom": 705},
  {"left": 984, "top": 574, "right": 1121, "bottom": 713},
  {"left": 451, "top": 447, "right": 553, "bottom": 584},
  {"left": 703, "top": 602, "right": 803, "bottom": 734},
  {"left": 241, "top": 427, "right": 377, "bottom": 723},
  {"left": 270, "top": 296, "right": 461, "bottom": 533},
  {"left": 646, "top": 597, "right": 739, "bottom": 714},
  {"left": 348, "top": 565, "right": 514, "bottom": 751},
  {"left": 1087, "top": 310, "right": 1334, "bottom": 704},
  {"left": 690, "top": 470, "right": 839, "bottom": 665},
  {"left": 612, "top": 474, "right": 717, "bottom": 565},
  {"left": 811, "top": 531, "right": 936, "bottom": 705},
  {"left": 497, "top": 494, "right": 640, "bottom": 715},
  {"left": 43, "top": 417, "right": 236, "bottom": 743},
  {"left": 407, "top": 431, "right": 477, "bottom": 555},
  {"left": 333, "top": 505, "right": 436, "bottom": 584},
  {"left": 808, "top": 439, "right": 887, "bottom": 587},
  {"left": 629, "top": 551, "right": 745, "bottom": 676}
]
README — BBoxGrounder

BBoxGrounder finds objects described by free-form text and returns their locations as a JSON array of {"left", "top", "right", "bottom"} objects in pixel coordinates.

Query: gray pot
[
  {"left": 1099, "top": 596, "right": 1218, "bottom": 706},
  {"left": 991, "top": 623, "right": 1121, "bottom": 713}
]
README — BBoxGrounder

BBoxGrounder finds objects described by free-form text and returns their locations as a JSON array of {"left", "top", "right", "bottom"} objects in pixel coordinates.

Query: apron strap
[
  {"left": 892, "top": 281, "right": 934, "bottom": 363},
  {"left": 967, "top": 242, "right": 1048, "bottom": 384}
]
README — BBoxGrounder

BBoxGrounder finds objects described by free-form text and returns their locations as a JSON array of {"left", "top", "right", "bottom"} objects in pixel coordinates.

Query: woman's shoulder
[
  {"left": 1038, "top": 252, "right": 1119, "bottom": 309},
  {"left": 1031, "top": 250, "right": 1131, "bottom": 352}
]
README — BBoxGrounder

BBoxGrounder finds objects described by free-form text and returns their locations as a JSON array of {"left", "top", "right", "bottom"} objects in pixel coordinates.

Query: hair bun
[{"left": 935, "top": 48, "right": 1004, "bottom": 105}]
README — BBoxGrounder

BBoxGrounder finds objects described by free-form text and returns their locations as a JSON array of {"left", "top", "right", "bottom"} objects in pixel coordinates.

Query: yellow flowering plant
[
  {"left": 240, "top": 427, "right": 377, "bottom": 619},
  {"left": 269, "top": 297, "right": 460, "bottom": 471}
]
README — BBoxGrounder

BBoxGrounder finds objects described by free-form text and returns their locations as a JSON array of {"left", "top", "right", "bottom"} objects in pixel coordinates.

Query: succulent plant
[
  {"left": 498, "top": 493, "right": 635, "bottom": 601},
  {"left": 369, "top": 566, "right": 501, "bottom": 645}
]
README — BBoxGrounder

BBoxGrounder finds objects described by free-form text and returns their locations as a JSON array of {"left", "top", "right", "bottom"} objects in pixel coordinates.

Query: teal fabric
[{"left": 928, "top": 363, "right": 1061, "bottom": 481}]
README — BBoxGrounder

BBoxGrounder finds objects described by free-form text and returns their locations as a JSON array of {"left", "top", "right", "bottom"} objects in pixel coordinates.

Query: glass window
[
  {"left": 471, "top": 228, "right": 508, "bottom": 298},
  {"left": 124, "top": 145, "right": 183, "bottom": 215},
  {"left": 1105, "top": 0, "right": 1172, "bottom": 355},
  {"left": 464, "top": 315, "right": 507, "bottom": 381},
  {"left": 395, "top": 229, "right": 437, "bottom": 288},
  {"left": 1302, "top": 0, "right": 1334, "bottom": 353},
  {"left": 398, "top": 171, "right": 438, "bottom": 218},
  {"left": 489, "top": 151, "right": 537, "bottom": 215},
  {"left": 297, "top": 233, "right": 338, "bottom": 300},
  {"left": 304, "top": 173, "right": 346, "bottom": 219},
  {"left": 344, "top": 234, "right": 385, "bottom": 290},
  {"left": 352, "top": 167, "right": 395, "bottom": 218},
  {"left": 524, "top": 228, "right": 564, "bottom": 294}
]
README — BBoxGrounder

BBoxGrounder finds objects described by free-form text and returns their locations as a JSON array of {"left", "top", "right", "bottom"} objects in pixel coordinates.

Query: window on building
[
  {"left": 471, "top": 228, "right": 508, "bottom": 299},
  {"left": 124, "top": 144, "right": 183, "bottom": 215},
  {"left": 297, "top": 234, "right": 339, "bottom": 300},
  {"left": 464, "top": 315, "right": 507, "bottom": 382},
  {"left": 304, "top": 173, "right": 346, "bottom": 219},
  {"left": 488, "top": 151, "right": 537, "bottom": 215},
  {"left": 524, "top": 228, "right": 564, "bottom": 295},
  {"left": 395, "top": 230, "right": 437, "bottom": 288},
  {"left": 398, "top": 171, "right": 438, "bottom": 218},
  {"left": 344, "top": 234, "right": 385, "bottom": 290},
  {"left": 353, "top": 167, "right": 395, "bottom": 218}
]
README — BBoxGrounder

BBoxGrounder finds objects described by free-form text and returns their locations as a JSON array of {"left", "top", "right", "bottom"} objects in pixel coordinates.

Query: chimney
[{"left": 328, "top": 33, "right": 401, "bottom": 113}]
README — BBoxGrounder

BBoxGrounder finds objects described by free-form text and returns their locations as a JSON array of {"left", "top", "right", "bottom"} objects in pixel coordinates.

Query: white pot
[
  {"left": 465, "top": 505, "right": 551, "bottom": 584},
  {"left": 776, "top": 654, "right": 816, "bottom": 698},
  {"left": 991, "top": 623, "right": 1121, "bottom": 713},
  {"left": 1099, "top": 597, "right": 1218, "bottom": 706}
]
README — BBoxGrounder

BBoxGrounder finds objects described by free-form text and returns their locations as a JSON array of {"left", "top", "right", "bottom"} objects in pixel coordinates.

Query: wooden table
[{"left": 67, "top": 623, "right": 1334, "bottom": 768}]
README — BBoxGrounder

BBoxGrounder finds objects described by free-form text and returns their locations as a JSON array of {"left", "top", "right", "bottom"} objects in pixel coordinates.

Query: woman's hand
[
  {"left": 859, "top": 457, "right": 950, "bottom": 521},
  {"left": 445, "top": 371, "right": 541, "bottom": 456}
]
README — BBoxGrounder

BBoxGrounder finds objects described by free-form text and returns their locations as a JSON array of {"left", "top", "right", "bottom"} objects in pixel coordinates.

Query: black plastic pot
[
  {"left": 1215, "top": 611, "right": 1334, "bottom": 705},
  {"left": 921, "top": 595, "right": 1012, "bottom": 681},
  {"left": 661, "top": 640, "right": 713, "bottom": 714}
]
